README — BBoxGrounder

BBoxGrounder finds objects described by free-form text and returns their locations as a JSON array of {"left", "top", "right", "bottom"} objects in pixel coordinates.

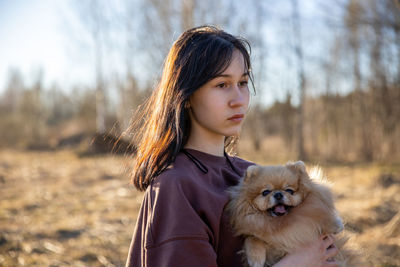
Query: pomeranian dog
[{"left": 227, "top": 161, "right": 356, "bottom": 267}]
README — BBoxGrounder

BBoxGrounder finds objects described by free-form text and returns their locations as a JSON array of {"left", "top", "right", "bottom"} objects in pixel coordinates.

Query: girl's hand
[{"left": 273, "top": 234, "right": 339, "bottom": 267}]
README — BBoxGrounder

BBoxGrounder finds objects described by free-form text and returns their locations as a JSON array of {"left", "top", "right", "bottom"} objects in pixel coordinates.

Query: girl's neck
[{"left": 184, "top": 136, "right": 225, "bottom": 157}]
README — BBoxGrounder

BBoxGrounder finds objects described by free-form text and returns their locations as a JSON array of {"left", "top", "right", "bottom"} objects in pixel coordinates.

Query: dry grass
[
  {"left": 0, "top": 148, "right": 399, "bottom": 266},
  {"left": 0, "top": 149, "right": 143, "bottom": 266}
]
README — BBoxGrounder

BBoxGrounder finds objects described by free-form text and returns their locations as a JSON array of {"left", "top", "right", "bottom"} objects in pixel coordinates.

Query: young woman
[{"left": 125, "top": 25, "right": 339, "bottom": 267}]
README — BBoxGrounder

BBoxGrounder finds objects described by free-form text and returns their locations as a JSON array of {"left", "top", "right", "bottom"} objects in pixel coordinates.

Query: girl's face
[{"left": 188, "top": 49, "right": 250, "bottom": 141}]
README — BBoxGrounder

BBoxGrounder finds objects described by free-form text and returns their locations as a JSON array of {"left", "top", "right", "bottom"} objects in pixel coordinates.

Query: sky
[{"left": 0, "top": 0, "right": 91, "bottom": 91}]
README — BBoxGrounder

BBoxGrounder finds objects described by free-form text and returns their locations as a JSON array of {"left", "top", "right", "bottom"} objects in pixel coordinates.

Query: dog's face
[{"left": 243, "top": 161, "right": 311, "bottom": 217}]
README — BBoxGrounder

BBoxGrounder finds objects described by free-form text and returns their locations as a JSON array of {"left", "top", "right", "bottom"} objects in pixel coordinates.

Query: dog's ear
[
  {"left": 286, "top": 161, "right": 306, "bottom": 175},
  {"left": 286, "top": 161, "right": 312, "bottom": 193},
  {"left": 243, "top": 165, "right": 260, "bottom": 182}
]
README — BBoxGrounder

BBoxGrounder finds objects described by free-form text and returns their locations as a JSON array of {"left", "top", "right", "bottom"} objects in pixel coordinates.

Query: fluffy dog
[{"left": 227, "top": 161, "right": 355, "bottom": 267}]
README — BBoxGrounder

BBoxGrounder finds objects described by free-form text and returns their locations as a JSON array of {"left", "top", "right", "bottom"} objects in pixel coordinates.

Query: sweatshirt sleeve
[
  {"left": 125, "top": 172, "right": 219, "bottom": 267},
  {"left": 144, "top": 238, "right": 217, "bottom": 267}
]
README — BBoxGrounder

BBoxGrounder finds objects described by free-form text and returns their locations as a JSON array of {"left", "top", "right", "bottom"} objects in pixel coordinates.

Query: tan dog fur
[{"left": 227, "top": 161, "right": 358, "bottom": 267}]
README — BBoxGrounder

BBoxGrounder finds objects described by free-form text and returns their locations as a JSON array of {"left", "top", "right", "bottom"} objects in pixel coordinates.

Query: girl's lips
[{"left": 228, "top": 114, "right": 244, "bottom": 122}]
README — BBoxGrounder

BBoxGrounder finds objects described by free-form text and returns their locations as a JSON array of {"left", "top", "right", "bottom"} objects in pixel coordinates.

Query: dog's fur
[{"left": 227, "top": 161, "right": 356, "bottom": 267}]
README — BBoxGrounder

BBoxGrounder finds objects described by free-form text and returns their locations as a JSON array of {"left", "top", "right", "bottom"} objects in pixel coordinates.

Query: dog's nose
[{"left": 274, "top": 192, "right": 283, "bottom": 200}]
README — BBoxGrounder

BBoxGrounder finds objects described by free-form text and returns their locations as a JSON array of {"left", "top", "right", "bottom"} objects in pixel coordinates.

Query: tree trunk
[{"left": 291, "top": 0, "right": 306, "bottom": 161}]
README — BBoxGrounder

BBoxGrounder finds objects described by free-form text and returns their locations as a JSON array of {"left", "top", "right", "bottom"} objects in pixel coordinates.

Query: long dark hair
[{"left": 127, "top": 25, "right": 254, "bottom": 191}]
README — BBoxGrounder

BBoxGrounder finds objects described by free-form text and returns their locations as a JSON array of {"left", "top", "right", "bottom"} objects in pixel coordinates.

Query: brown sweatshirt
[{"left": 125, "top": 148, "right": 254, "bottom": 267}]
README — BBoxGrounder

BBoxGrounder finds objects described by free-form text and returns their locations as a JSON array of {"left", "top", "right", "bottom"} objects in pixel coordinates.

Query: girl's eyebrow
[{"left": 214, "top": 72, "right": 250, "bottom": 78}]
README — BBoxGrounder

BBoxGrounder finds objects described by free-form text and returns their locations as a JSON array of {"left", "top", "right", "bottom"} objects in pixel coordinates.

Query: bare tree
[
  {"left": 70, "top": 0, "right": 112, "bottom": 134},
  {"left": 181, "top": 0, "right": 195, "bottom": 30},
  {"left": 290, "top": 0, "right": 307, "bottom": 160},
  {"left": 0, "top": 69, "right": 25, "bottom": 114},
  {"left": 345, "top": 0, "right": 374, "bottom": 160}
]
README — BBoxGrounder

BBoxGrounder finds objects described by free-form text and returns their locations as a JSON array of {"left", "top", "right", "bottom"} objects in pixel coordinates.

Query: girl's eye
[
  {"left": 217, "top": 83, "right": 227, "bottom": 88},
  {"left": 262, "top": 190, "right": 271, "bottom": 196},
  {"left": 285, "top": 189, "right": 295, "bottom": 195},
  {"left": 239, "top": 81, "right": 248, "bottom": 87}
]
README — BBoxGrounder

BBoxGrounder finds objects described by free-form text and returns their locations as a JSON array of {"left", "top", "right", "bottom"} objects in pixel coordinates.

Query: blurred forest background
[
  {"left": 0, "top": 0, "right": 399, "bottom": 162},
  {"left": 1, "top": 0, "right": 400, "bottom": 266}
]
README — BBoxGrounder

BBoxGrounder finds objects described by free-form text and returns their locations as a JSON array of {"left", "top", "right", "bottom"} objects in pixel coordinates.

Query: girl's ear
[
  {"left": 184, "top": 100, "right": 191, "bottom": 109},
  {"left": 243, "top": 165, "right": 260, "bottom": 182}
]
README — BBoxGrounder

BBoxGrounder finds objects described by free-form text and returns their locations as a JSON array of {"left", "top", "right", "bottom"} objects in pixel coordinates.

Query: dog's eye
[
  {"left": 262, "top": 190, "right": 271, "bottom": 196},
  {"left": 285, "top": 189, "right": 295, "bottom": 195}
]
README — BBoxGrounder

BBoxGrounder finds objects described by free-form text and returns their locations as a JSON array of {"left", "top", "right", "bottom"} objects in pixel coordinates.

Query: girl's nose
[{"left": 228, "top": 85, "right": 249, "bottom": 108}]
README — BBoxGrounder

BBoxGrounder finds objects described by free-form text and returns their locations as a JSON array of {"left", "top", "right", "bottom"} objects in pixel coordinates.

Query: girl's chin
[
  {"left": 207, "top": 126, "right": 242, "bottom": 139},
  {"left": 222, "top": 129, "right": 241, "bottom": 137}
]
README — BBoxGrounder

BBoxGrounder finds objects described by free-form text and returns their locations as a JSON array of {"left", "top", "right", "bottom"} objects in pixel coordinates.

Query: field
[{"left": 0, "top": 148, "right": 399, "bottom": 266}]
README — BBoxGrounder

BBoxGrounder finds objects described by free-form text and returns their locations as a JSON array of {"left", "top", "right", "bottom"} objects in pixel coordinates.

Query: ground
[{"left": 0, "top": 148, "right": 399, "bottom": 266}]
